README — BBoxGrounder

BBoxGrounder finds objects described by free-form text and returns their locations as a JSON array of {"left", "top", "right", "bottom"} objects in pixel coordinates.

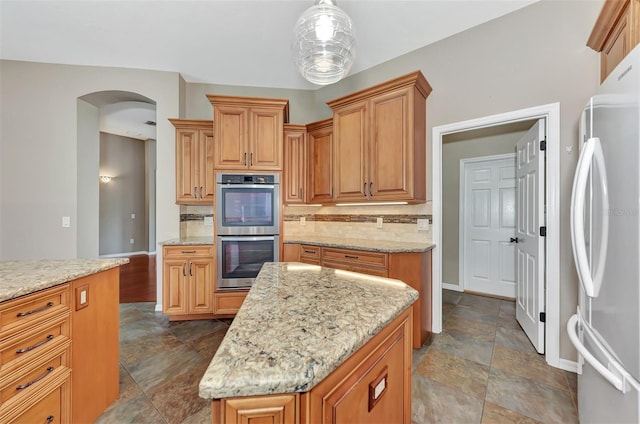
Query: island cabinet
[
  {"left": 285, "top": 243, "right": 432, "bottom": 349},
  {"left": 162, "top": 245, "right": 214, "bottom": 319},
  {"left": 214, "top": 309, "right": 411, "bottom": 424},
  {"left": 283, "top": 124, "right": 307, "bottom": 204},
  {"left": 208, "top": 95, "right": 289, "bottom": 171},
  {"left": 588, "top": 0, "right": 640, "bottom": 82},
  {"left": 0, "top": 264, "right": 122, "bottom": 424},
  {"left": 327, "top": 71, "right": 431, "bottom": 204},
  {"left": 170, "top": 119, "right": 215, "bottom": 205},
  {"left": 306, "top": 118, "right": 334, "bottom": 204}
]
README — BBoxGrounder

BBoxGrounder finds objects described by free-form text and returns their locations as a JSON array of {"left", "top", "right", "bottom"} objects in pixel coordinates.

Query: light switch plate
[
  {"left": 300, "top": 216, "right": 306, "bottom": 226},
  {"left": 376, "top": 217, "right": 383, "bottom": 229},
  {"left": 204, "top": 216, "right": 213, "bottom": 226},
  {"left": 417, "top": 219, "right": 429, "bottom": 231},
  {"left": 62, "top": 216, "right": 71, "bottom": 228}
]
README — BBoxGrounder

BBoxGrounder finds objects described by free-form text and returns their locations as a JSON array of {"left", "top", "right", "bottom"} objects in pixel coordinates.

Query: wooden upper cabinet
[
  {"left": 208, "top": 95, "right": 289, "bottom": 171},
  {"left": 283, "top": 124, "right": 307, "bottom": 204},
  {"left": 170, "top": 119, "right": 215, "bottom": 205},
  {"left": 588, "top": 0, "right": 640, "bottom": 82},
  {"left": 307, "top": 118, "right": 334, "bottom": 204},
  {"left": 327, "top": 71, "right": 431, "bottom": 204}
]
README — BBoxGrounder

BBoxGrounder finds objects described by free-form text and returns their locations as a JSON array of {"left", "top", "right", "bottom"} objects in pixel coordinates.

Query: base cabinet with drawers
[
  {"left": 284, "top": 243, "right": 432, "bottom": 348},
  {"left": 0, "top": 267, "right": 121, "bottom": 424},
  {"left": 211, "top": 306, "right": 412, "bottom": 424}
]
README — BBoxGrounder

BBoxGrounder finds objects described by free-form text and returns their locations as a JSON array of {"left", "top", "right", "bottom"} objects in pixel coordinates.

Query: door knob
[{"left": 510, "top": 237, "right": 520, "bottom": 243}]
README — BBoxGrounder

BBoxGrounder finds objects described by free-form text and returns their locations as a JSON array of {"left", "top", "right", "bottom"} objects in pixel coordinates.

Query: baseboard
[
  {"left": 100, "top": 250, "right": 157, "bottom": 258},
  {"left": 442, "top": 282, "right": 463, "bottom": 292},
  {"left": 553, "top": 357, "right": 578, "bottom": 373}
]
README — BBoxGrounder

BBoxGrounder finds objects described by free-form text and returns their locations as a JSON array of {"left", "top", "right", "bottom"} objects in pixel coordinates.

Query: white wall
[{"left": 0, "top": 62, "right": 182, "bottom": 261}]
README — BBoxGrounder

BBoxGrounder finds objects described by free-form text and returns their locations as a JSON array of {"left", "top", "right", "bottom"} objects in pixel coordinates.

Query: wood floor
[{"left": 119, "top": 254, "right": 156, "bottom": 303}]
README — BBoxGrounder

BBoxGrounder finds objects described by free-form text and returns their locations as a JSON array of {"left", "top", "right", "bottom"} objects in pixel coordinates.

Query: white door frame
[
  {"left": 459, "top": 153, "right": 517, "bottom": 297},
  {"left": 432, "top": 102, "right": 564, "bottom": 370}
]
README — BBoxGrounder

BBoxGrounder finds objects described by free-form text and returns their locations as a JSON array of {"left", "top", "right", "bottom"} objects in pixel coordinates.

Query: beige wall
[
  {"left": 0, "top": 61, "right": 181, "bottom": 260},
  {"left": 441, "top": 129, "right": 528, "bottom": 288}
]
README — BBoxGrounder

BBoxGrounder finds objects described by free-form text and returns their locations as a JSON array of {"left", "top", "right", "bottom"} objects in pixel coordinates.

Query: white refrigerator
[{"left": 568, "top": 44, "right": 640, "bottom": 423}]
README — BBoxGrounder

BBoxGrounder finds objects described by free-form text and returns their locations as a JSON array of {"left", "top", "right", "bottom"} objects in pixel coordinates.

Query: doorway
[{"left": 432, "top": 103, "right": 562, "bottom": 368}]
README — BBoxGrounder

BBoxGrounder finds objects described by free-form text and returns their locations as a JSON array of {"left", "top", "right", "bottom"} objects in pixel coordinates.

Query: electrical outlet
[
  {"left": 130, "top": 238, "right": 135, "bottom": 244},
  {"left": 300, "top": 216, "right": 306, "bottom": 226},
  {"left": 62, "top": 216, "right": 71, "bottom": 228},
  {"left": 131, "top": 213, "right": 136, "bottom": 219},
  {"left": 376, "top": 217, "right": 383, "bottom": 229},
  {"left": 204, "top": 216, "right": 213, "bottom": 226},
  {"left": 417, "top": 219, "right": 430, "bottom": 231}
]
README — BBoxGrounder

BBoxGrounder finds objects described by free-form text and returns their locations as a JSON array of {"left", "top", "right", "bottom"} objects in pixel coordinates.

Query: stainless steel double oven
[{"left": 215, "top": 173, "right": 280, "bottom": 290}]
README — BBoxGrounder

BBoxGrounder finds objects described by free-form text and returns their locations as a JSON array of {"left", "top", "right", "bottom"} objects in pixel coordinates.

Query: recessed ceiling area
[{"left": 1, "top": 0, "right": 539, "bottom": 90}]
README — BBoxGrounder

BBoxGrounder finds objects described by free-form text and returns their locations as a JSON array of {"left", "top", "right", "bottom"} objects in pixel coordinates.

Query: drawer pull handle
[
  {"left": 303, "top": 250, "right": 316, "bottom": 254},
  {"left": 16, "top": 366, "right": 54, "bottom": 390},
  {"left": 46, "top": 416, "right": 54, "bottom": 424},
  {"left": 16, "top": 334, "right": 54, "bottom": 354},
  {"left": 345, "top": 255, "right": 359, "bottom": 259},
  {"left": 16, "top": 301, "right": 54, "bottom": 317},
  {"left": 181, "top": 250, "right": 196, "bottom": 254}
]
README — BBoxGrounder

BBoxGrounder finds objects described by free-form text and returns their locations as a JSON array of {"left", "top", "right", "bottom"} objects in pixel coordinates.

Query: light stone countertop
[
  {"left": 199, "top": 261, "right": 418, "bottom": 399},
  {"left": 283, "top": 236, "right": 435, "bottom": 253},
  {"left": 159, "top": 236, "right": 213, "bottom": 246},
  {"left": 0, "top": 259, "right": 129, "bottom": 303}
]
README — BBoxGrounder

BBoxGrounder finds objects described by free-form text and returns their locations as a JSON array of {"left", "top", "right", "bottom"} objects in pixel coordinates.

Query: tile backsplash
[{"left": 181, "top": 202, "right": 433, "bottom": 244}]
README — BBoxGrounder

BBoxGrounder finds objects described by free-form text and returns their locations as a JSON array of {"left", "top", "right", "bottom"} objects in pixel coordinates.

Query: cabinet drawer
[
  {"left": 164, "top": 245, "right": 213, "bottom": 258},
  {"left": 1, "top": 368, "right": 70, "bottom": 424},
  {"left": 322, "top": 248, "right": 388, "bottom": 268},
  {"left": 0, "top": 285, "right": 70, "bottom": 338},
  {"left": 299, "top": 245, "right": 321, "bottom": 264},
  {"left": 1, "top": 316, "right": 70, "bottom": 375},
  {"left": 1, "top": 346, "right": 69, "bottom": 404},
  {"left": 214, "top": 291, "right": 248, "bottom": 315}
]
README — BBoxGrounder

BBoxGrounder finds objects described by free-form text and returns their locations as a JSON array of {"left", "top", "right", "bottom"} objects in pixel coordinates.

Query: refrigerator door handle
[
  {"left": 570, "top": 136, "right": 609, "bottom": 298},
  {"left": 568, "top": 313, "right": 639, "bottom": 394}
]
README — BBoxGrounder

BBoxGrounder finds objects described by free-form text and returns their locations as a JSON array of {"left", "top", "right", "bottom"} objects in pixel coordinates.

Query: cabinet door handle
[
  {"left": 369, "top": 182, "right": 373, "bottom": 197},
  {"left": 16, "top": 334, "right": 54, "bottom": 354},
  {"left": 200, "top": 186, "right": 204, "bottom": 199},
  {"left": 182, "top": 263, "right": 186, "bottom": 276},
  {"left": 189, "top": 262, "right": 193, "bottom": 276},
  {"left": 243, "top": 152, "right": 247, "bottom": 165},
  {"left": 16, "top": 366, "right": 54, "bottom": 390},
  {"left": 46, "top": 416, "right": 54, "bottom": 424},
  {"left": 363, "top": 182, "right": 368, "bottom": 198},
  {"left": 16, "top": 302, "right": 54, "bottom": 317},
  {"left": 250, "top": 152, "right": 253, "bottom": 166},
  {"left": 345, "top": 255, "right": 359, "bottom": 260}
]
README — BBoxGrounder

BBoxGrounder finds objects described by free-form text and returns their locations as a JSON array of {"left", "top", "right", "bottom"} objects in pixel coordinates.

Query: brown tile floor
[{"left": 97, "top": 290, "right": 578, "bottom": 423}]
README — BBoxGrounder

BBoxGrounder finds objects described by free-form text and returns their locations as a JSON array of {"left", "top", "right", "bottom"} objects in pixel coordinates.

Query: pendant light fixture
[{"left": 291, "top": 0, "right": 356, "bottom": 85}]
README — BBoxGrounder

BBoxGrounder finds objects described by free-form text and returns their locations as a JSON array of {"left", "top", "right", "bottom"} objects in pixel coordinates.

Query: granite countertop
[
  {"left": 199, "top": 261, "right": 418, "bottom": 399},
  {"left": 283, "top": 236, "right": 435, "bottom": 253},
  {"left": 160, "top": 236, "right": 213, "bottom": 246},
  {"left": 0, "top": 259, "right": 129, "bottom": 303}
]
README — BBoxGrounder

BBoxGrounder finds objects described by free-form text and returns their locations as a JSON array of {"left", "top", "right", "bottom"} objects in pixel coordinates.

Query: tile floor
[{"left": 96, "top": 290, "right": 578, "bottom": 423}]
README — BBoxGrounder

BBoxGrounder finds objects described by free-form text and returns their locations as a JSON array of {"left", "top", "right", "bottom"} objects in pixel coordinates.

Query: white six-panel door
[
  {"left": 515, "top": 119, "right": 546, "bottom": 354},
  {"left": 461, "top": 154, "right": 517, "bottom": 298}
]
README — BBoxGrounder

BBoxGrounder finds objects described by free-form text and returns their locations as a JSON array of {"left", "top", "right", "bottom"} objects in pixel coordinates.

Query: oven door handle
[
  {"left": 218, "top": 236, "right": 276, "bottom": 242},
  {"left": 218, "top": 184, "right": 277, "bottom": 190}
]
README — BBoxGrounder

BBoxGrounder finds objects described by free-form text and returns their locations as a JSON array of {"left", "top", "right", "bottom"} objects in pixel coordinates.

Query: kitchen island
[
  {"left": 199, "top": 262, "right": 418, "bottom": 423},
  {"left": 0, "top": 258, "right": 127, "bottom": 423}
]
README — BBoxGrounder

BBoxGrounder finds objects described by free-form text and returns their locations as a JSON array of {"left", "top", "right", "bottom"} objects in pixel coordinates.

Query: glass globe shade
[{"left": 291, "top": 0, "right": 356, "bottom": 85}]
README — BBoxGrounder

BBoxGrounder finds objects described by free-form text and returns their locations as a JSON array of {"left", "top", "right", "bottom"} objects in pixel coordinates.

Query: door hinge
[
  {"left": 540, "top": 312, "right": 546, "bottom": 323},
  {"left": 540, "top": 226, "right": 546, "bottom": 237},
  {"left": 540, "top": 139, "right": 546, "bottom": 151}
]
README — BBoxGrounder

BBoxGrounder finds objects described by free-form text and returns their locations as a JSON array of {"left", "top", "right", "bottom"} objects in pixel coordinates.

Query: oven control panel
[{"left": 218, "top": 174, "right": 278, "bottom": 185}]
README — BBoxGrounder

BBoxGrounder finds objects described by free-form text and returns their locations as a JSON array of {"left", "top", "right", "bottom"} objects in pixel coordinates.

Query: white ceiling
[{"left": 1, "top": 0, "right": 539, "bottom": 90}]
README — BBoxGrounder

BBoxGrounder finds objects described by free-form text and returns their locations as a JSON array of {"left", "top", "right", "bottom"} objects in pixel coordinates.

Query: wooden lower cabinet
[
  {"left": 0, "top": 267, "right": 120, "bottom": 423},
  {"left": 213, "top": 291, "right": 248, "bottom": 315},
  {"left": 163, "top": 245, "right": 215, "bottom": 320},
  {"left": 211, "top": 307, "right": 412, "bottom": 424},
  {"left": 285, "top": 243, "right": 432, "bottom": 348}
]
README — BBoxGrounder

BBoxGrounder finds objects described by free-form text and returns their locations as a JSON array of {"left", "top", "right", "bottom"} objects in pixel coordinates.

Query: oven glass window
[
  {"left": 221, "top": 188, "right": 274, "bottom": 227},
  {"left": 221, "top": 238, "right": 275, "bottom": 280}
]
